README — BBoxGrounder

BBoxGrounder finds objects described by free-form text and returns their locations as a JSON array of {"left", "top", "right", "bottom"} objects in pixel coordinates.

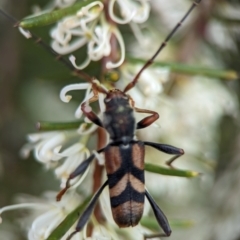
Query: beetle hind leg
[
  {"left": 66, "top": 180, "right": 109, "bottom": 240},
  {"left": 144, "top": 189, "right": 171, "bottom": 239}
]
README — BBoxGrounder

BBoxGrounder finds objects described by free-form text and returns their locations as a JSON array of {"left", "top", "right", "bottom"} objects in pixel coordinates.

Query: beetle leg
[
  {"left": 56, "top": 147, "right": 106, "bottom": 201},
  {"left": 144, "top": 141, "right": 184, "bottom": 167},
  {"left": 81, "top": 94, "right": 103, "bottom": 128},
  {"left": 135, "top": 107, "right": 159, "bottom": 129},
  {"left": 144, "top": 189, "right": 171, "bottom": 239},
  {"left": 81, "top": 81, "right": 108, "bottom": 128},
  {"left": 66, "top": 180, "right": 109, "bottom": 240}
]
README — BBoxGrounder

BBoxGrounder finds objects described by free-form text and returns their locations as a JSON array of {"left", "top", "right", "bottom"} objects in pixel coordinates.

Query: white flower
[
  {"left": 21, "top": 131, "right": 70, "bottom": 164},
  {"left": 53, "top": 143, "right": 91, "bottom": 189},
  {"left": 0, "top": 192, "right": 84, "bottom": 240},
  {"left": 115, "top": 63, "right": 170, "bottom": 130},
  {"left": 0, "top": 190, "right": 152, "bottom": 240},
  {"left": 51, "top": 1, "right": 104, "bottom": 55},
  {"left": 59, "top": 81, "right": 106, "bottom": 119},
  {"left": 49, "top": 0, "right": 150, "bottom": 69},
  {"left": 109, "top": 0, "right": 150, "bottom": 24},
  {"left": 20, "top": 131, "right": 91, "bottom": 188},
  {"left": 20, "top": 80, "right": 107, "bottom": 189},
  {"left": 54, "top": 0, "right": 77, "bottom": 8},
  {"left": 51, "top": 10, "right": 125, "bottom": 69},
  {"left": 160, "top": 76, "right": 238, "bottom": 156},
  {"left": 19, "top": 0, "right": 150, "bottom": 70},
  {"left": 120, "top": 64, "right": 170, "bottom": 108}
]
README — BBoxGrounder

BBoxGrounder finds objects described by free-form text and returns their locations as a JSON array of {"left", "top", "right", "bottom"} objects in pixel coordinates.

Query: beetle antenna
[
  {"left": 0, "top": 7, "right": 18, "bottom": 22},
  {"left": 0, "top": 7, "right": 94, "bottom": 84},
  {"left": 123, "top": 0, "right": 201, "bottom": 93}
]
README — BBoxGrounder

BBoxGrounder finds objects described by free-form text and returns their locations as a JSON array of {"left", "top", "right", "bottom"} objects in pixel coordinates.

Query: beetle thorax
[{"left": 102, "top": 90, "right": 135, "bottom": 144}]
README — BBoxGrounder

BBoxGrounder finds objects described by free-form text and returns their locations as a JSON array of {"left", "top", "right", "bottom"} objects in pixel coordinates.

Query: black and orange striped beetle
[
  {"left": 55, "top": 1, "right": 201, "bottom": 239},
  {"left": 0, "top": 0, "right": 201, "bottom": 239}
]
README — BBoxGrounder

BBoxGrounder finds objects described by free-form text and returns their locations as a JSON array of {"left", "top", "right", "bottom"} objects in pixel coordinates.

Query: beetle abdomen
[
  {"left": 110, "top": 177, "right": 145, "bottom": 227},
  {"left": 105, "top": 142, "right": 145, "bottom": 227}
]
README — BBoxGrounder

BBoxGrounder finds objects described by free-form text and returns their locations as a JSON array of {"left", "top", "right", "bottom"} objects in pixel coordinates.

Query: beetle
[
  {"left": 0, "top": 0, "right": 201, "bottom": 239},
  {"left": 53, "top": 1, "right": 201, "bottom": 239},
  {"left": 57, "top": 83, "right": 185, "bottom": 240}
]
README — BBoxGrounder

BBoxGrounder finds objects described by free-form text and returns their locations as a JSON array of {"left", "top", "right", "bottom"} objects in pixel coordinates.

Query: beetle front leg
[
  {"left": 66, "top": 180, "right": 109, "bottom": 240},
  {"left": 81, "top": 80, "right": 109, "bottom": 128},
  {"left": 56, "top": 147, "right": 106, "bottom": 201},
  {"left": 144, "top": 141, "right": 184, "bottom": 167},
  {"left": 144, "top": 189, "right": 171, "bottom": 239},
  {"left": 81, "top": 92, "right": 103, "bottom": 128},
  {"left": 135, "top": 107, "right": 159, "bottom": 129}
]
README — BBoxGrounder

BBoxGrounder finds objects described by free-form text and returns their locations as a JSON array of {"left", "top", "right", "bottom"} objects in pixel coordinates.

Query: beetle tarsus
[{"left": 56, "top": 178, "right": 71, "bottom": 201}]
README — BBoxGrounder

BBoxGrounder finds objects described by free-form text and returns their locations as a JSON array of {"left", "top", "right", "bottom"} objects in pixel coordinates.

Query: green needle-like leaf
[
  {"left": 20, "top": 0, "right": 96, "bottom": 28},
  {"left": 145, "top": 163, "right": 200, "bottom": 178},
  {"left": 46, "top": 195, "right": 91, "bottom": 240},
  {"left": 128, "top": 57, "right": 239, "bottom": 81},
  {"left": 36, "top": 120, "right": 86, "bottom": 131}
]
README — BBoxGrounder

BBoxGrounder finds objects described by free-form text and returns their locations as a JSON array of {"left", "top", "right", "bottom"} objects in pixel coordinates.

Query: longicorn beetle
[
  {"left": 0, "top": 0, "right": 201, "bottom": 239},
  {"left": 54, "top": 1, "right": 201, "bottom": 239},
  {"left": 57, "top": 83, "right": 185, "bottom": 240}
]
